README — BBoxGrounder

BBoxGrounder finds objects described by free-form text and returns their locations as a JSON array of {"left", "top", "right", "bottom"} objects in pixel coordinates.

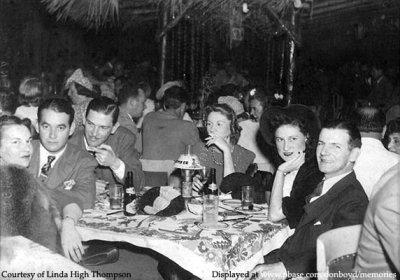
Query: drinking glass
[
  {"left": 202, "top": 194, "right": 219, "bottom": 226},
  {"left": 109, "top": 184, "right": 123, "bottom": 210},
  {"left": 241, "top": 186, "right": 254, "bottom": 209}
]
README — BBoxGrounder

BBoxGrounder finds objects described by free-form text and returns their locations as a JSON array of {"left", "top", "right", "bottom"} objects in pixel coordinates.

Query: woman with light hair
[{"left": 64, "top": 69, "right": 100, "bottom": 128}]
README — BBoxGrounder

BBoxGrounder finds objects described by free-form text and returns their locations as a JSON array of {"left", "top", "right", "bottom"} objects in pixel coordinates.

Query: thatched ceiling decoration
[
  {"left": 41, "top": 0, "right": 120, "bottom": 29},
  {"left": 41, "top": 0, "right": 304, "bottom": 40}
]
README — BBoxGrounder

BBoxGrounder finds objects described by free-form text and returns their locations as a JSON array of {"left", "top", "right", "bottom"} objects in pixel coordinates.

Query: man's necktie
[
  {"left": 41, "top": 155, "right": 56, "bottom": 177},
  {"left": 306, "top": 180, "right": 324, "bottom": 203}
]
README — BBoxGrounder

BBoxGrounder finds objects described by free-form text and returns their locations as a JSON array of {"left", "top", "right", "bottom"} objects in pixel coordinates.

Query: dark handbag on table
[{"left": 80, "top": 240, "right": 119, "bottom": 266}]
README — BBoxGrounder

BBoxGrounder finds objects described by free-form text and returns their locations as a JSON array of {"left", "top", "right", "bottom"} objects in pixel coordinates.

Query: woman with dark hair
[
  {"left": 238, "top": 88, "right": 275, "bottom": 173},
  {"left": 15, "top": 77, "right": 43, "bottom": 130},
  {"left": 384, "top": 117, "right": 400, "bottom": 155},
  {"left": 192, "top": 103, "right": 255, "bottom": 189},
  {"left": 260, "top": 105, "right": 323, "bottom": 229}
]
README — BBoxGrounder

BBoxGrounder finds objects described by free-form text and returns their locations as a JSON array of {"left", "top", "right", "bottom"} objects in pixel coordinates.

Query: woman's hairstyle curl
[
  {"left": 269, "top": 113, "right": 316, "bottom": 161},
  {"left": 383, "top": 117, "right": 400, "bottom": 148},
  {"left": 0, "top": 115, "right": 31, "bottom": 143},
  {"left": 206, "top": 103, "right": 241, "bottom": 145}
]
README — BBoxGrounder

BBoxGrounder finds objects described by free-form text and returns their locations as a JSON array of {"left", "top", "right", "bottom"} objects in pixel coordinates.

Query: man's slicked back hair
[
  {"left": 38, "top": 98, "right": 75, "bottom": 126},
  {"left": 322, "top": 120, "right": 362, "bottom": 149},
  {"left": 354, "top": 106, "right": 385, "bottom": 133},
  {"left": 117, "top": 81, "right": 141, "bottom": 106},
  {"left": 86, "top": 97, "right": 119, "bottom": 125}
]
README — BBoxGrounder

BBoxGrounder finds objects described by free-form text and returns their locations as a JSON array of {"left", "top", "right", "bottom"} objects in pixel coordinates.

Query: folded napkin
[{"left": 138, "top": 187, "right": 185, "bottom": 216}]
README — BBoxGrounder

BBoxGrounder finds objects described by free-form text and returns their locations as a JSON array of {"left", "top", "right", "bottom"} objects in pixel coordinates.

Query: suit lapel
[
  {"left": 45, "top": 144, "right": 75, "bottom": 189},
  {"left": 298, "top": 172, "right": 357, "bottom": 228}
]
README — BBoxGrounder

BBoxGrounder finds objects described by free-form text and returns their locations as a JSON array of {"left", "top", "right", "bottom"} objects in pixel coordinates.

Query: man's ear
[
  {"left": 178, "top": 103, "right": 186, "bottom": 119},
  {"left": 111, "top": 122, "right": 120, "bottom": 134},
  {"left": 34, "top": 122, "right": 39, "bottom": 133},
  {"left": 129, "top": 97, "right": 138, "bottom": 108},
  {"left": 69, "top": 122, "right": 76, "bottom": 136},
  {"left": 349, "top": 147, "right": 360, "bottom": 163}
]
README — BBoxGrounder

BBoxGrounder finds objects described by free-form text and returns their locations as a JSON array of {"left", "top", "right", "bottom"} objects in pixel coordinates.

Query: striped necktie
[
  {"left": 306, "top": 180, "right": 324, "bottom": 203},
  {"left": 41, "top": 155, "right": 56, "bottom": 177}
]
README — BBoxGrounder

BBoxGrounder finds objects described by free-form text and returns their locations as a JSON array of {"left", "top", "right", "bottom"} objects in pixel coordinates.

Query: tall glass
[
  {"left": 241, "top": 185, "right": 254, "bottom": 209},
  {"left": 202, "top": 194, "right": 219, "bottom": 226},
  {"left": 109, "top": 184, "right": 123, "bottom": 210}
]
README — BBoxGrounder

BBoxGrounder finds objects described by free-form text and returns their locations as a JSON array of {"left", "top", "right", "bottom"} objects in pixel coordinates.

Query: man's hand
[
  {"left": 245, "top": 262, "right": 288, "bottom": 280},
  {"left": 61, "top": 218, "right": 84, "bottom": 263},
  {"left": 192, "top": 175, "right": 203, "bottom": 193},
  {"left": 91, "top": 144, "right": 120, "bottom": 169}
]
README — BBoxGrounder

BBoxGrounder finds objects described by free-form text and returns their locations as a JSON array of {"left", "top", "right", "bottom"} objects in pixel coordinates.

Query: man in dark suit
[
  {"left": 248, "top": 121, "right": 369, "bottom": 279},
  {"left": 117, "top": 82, "right": 146, "bottom": 154},
  {"left": 69, "top": 97, "right": 144, "bottom": 191},
  {"left": 28, "top": 98, "right": 98, "bottom": 262}
]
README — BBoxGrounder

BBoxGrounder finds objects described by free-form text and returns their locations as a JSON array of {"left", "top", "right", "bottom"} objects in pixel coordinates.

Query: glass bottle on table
[
  {"left": 204, "top": 168, "right": 218, "bottom": 196},
  {"left": 124, "top": 171, "right": 137, "bottom": 216}
]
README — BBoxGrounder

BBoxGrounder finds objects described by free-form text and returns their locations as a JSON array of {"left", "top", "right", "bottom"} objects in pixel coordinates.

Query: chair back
[
  {"left": 140, "top": 159, "right": 176, "bottom": 186},
  {"left": 317, "top": 224, "right": 362, "bottom": 280}
]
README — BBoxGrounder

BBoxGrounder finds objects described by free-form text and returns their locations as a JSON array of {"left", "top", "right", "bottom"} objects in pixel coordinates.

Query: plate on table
[
  {"left": 234, "top": 206, "right": 264, "bottom": 214},
  {"left": 197, "top": 222, "right": 229, "bottom": 230},
  {"left": 221, "top": 199, "right": 242, "bottom": 207}
]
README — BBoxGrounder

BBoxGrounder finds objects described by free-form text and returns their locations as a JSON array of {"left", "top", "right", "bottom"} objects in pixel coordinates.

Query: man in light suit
[
  {"left": 28, "top": 98, "right": 98, "bottom": 262},
  {"left": 69, "top": 97, "right": 144, "bottom": 191},
  {"left": 353, "top": 106, "right": 400, "bottom": 198},
  {"left": 248, "top": 121, "right": 369, "bottom": 279},
  {"left": 353, "top": 163, "right": 400, "bottom": 278}
]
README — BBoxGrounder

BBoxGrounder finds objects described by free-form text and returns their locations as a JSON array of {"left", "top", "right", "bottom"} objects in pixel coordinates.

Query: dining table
[{"left": 76, "top": 187, "right": 290, "bottom": 280}]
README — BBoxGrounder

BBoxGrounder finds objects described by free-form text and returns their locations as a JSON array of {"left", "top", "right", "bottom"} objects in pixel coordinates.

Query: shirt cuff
[{"left": 111, "top": 158, "right": 125, "bottom": 180}]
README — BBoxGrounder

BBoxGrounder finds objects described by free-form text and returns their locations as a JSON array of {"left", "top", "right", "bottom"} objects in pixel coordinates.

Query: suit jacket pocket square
[
  {"left": 314, "top": 221, "right": 322, "bottom": 226},
  {"left": 64, "top": 179, "right": 76, "bottom": 190}
]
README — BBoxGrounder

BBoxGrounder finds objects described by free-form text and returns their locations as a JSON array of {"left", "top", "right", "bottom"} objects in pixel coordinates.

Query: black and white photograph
[{"left": 0, "top": 0, "right": 399, "bottom": 279}]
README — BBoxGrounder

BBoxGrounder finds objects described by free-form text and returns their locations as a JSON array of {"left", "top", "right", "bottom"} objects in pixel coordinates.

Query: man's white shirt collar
[{"left": 38, "top": 143, "right": 67, "bottom": 176}]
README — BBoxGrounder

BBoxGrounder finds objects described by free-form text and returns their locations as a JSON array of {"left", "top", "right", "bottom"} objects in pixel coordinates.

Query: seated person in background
[
  {"left": 0, "top": 116, "right": 60, "bottom": 253},
  {"left": 65, "top": 68, "right": 100, "bottom": 129},
  {"left": 367, "top": 61, "right": 394, "bottom": 112},
  {"left": 142, "top": 85, "right": 200, "bottom": 160},
  {"left": 26, "top": 99, "right": 97, "bottom": 262},
  {"left": 0, "top": 88, "right": 17, "bottom": 116},
  {"left": 383, "top": 117, "right": 400, "bottom": 155},
  {"left": 136, "top": 81, "right": 156, "bottom": 129},
  {"left": 192, "top": 103, "right": 255, "bottom": 189},
  {"left": 14, "top": 77, "right": 43, "bottom": 130},
  {"left": 238, "top": 88, "right": 275, "bottom": 174},
  {"left": 155, "top": 81, "right": 193, "bottom": 122},
  {"left": 353, "top": 164, "right": 400, "bottom": 278},
  {"left": 248, "top": 121, "right": 368, "bottom": 279},
  {"left": 260, "top": 104, "right": 323, "bottom": 229},
  {"left": 70, "top": 97, "right": 144, "bottom": 191},
  {"left": 117, "top": 82, "right": 146, "bottom": 154},
  {"left": 353, "top": 106, "right": 400, "bottom": 198},
  {"left": 215, "top": 61, "right": 249, "bottom": 88}
]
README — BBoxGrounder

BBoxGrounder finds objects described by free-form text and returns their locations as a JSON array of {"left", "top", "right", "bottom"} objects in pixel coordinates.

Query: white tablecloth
[{"left": 77, "top": 196, "right": 289, "bottom": 280}]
